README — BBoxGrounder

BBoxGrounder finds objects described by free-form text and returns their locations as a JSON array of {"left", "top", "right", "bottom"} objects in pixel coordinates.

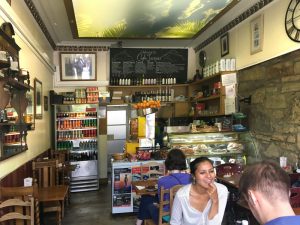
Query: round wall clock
[
  {"left": 199, "top": 50, "right": 206, "bottom": 68},
  {"left": 285, "top": 0, "right": 300, "bottom": 42}
]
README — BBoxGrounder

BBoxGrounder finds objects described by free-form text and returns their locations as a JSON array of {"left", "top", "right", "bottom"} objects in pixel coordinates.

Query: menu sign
[{"left": 110, "top": 48, "right": 188, "bottom": 84}]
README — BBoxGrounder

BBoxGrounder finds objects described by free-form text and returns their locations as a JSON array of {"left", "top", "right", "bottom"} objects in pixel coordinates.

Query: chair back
[
  {"left": 0, "top": 184, "right": 40, "bottom": 225},
  {"left": 32, "top": 159, "right": 59, "bottom": 187},
  {"left": 158, "top": 186, "right": 171, "bottom": 225},
  {"left": 0, "top": 185, "right": 38, "bottom": 225},
  {"left": 51, "top": 149, "right": 70, "bottom": 165},
  {"left": 144, "top": 185, "right": 182, "bottom": 225},
  {"left": 215, "top": 163, "right": 243, "bottom": 176},
  {"left": 290, "top": 187, "right": 300, "bottom": 207},
  {"left": 169, "top": 185, "right": 183, "bottom": 213}
]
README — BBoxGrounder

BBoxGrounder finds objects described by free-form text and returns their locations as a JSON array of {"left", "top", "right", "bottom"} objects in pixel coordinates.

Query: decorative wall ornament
[
  {"left": 24, "top": 0, "right": 56, "bottom": 49},
  {"left": 250, "top": 15, "right": 264, "bottom": 54},
  {"left": 56, "top": 45, "right": 109, "bottom": 52},
  {"left": 220, "top": 33, "right": 229, "bottom": 57}
]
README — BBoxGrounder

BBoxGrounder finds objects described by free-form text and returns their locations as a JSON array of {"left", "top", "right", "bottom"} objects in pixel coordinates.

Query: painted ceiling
[{"left": 66, "top": 0, "right": 235, "bottom": 39}]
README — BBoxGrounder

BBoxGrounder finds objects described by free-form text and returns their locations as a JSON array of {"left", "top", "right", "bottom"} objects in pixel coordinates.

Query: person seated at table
[
  {"left": 136, "top": 148, "right": 191, "bottom": 225},
  {"left": 170, "top": 157, "right": 228, "bottom": 225},
  {"left": 239, "top": 161, "right": 300, "bottom": 225}
]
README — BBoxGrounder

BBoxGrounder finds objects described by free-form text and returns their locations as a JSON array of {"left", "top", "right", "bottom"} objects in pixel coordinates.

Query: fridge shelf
[
  {"left": 57, "top": 137, "right": 97, "bottom": 141},
  {"left": 57, "top": 128, "right": 97, "bottom": 131},
  {"left": 54, "top": 104, "right": 99, "bottom": 192}
]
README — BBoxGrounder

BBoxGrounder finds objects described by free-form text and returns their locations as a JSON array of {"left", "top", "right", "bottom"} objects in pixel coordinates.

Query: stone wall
[{"left": 238, "top": 50, "right": 300, "bottom": 167}]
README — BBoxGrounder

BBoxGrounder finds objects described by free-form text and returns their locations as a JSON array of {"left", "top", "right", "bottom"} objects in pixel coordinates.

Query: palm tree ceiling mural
[{"left": 65, "top": 0, "right": 236, "bottom": 39}]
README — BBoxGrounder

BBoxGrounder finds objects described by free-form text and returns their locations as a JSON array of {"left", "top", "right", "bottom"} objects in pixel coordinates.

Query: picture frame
[
  {"left": 34, "top": 78, "right": 42, "bottom": 119},
  {"left": 250, "top": 14, "right": 264, "bottom": 54},
  {"left": 25, "top": 86, "right": 35, "bottom": 130},
  {"left": 220, "top": 33, "right": 229, "bottom": 57},
  {"left": 60, "top": 52, "right": 97, "bottom": 81},
  {"left": 44, "top": 96, "right": 48, "bottom": 111}
]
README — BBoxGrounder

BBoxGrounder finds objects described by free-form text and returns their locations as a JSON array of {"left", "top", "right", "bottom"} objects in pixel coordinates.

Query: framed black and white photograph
[
  {"left": 34, "top": 78, "right": 42, "bottom": 119},
  {"left": 250, "top": 14, "right": 264, "bottom": 54},
  {"left": 60, "top": 52, "right": 97, "bottom": 81},
  {"left": 220, "top": 33, "right": 229, "bottom": 57}
]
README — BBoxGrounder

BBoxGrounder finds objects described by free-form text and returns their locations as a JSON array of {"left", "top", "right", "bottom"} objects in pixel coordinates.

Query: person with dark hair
[
  {"left": 136, "top": 149, "right": 191, "bottom": 225},
  {"left": 170, "top": 157, "right": 228, "bottom": 225},
  {"left": 239, "top": 161, "right": 300, "bottom": 225}
]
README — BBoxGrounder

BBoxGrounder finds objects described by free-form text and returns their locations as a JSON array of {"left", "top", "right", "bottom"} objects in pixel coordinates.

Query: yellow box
[
  {"left": 138, "top": 116, "right": 146, "bottom": 137},
  {"left": 125, "top": 141, "right": 139, "bottom": 154}
]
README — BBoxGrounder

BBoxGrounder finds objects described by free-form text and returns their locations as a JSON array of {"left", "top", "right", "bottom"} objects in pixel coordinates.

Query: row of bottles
[
  {"left": 70, "top": 151, "right": 98, "bottom": 161},
  {"left": 57, "top": 129, "right": 97, "bottom": 140},
  {"left": 57, "top": 140, "right": 98, "bottom": 151},
  {"left": 132, "top": 88, "right": 174, "bottom": 102},
  {"left": 57, "top": 119, "right": 97, "bottom": 130},
  {"left": 56, "top": 112, "right": 97, "bottom": 118},
  {"left": 4, "top": 133, "right": 22, "bottom": 144},
  {"left": 79, "top": 140, "right": 97, "bottom": 150},
  {"left": 110, "top": 74, "right": 177, "bottom": 86},
  {"left": 57, "top": 141, "right": 73, "bottom": 150}
]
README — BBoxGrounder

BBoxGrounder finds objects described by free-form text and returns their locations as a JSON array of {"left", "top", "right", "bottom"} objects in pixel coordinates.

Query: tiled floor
[{"left": 44, "top": 183, "right": 136, "bottom": 225}]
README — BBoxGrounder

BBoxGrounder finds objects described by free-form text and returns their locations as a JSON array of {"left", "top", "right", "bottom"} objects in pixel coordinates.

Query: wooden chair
[
  {"left": 169, "top": 184, "right": 183, "bottom": 212},
  {"left": 0, "top": 197, "right": 34, "bottom": 225},
  {"left": 0, "top": 184, "right": 39, "bottom": 225},
  {"left": 290, "top": 187, "right": 300, "bottom": 207},
  {"left": 0, "top": 184, "right": 40, "bottom": 225},
  {"left": 144, "top": 185, "right": 182, "bottom": 225},
  {"left": 51, "top": 149, "right": 71, "bottom": 204},
  {"left": 32, "top": 159, "right": 62, "bottom": 225}
]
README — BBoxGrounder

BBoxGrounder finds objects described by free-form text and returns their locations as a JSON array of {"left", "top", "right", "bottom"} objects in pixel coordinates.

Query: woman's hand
[{"left": 207, "top": 182, "right": 218, "bottom": 203}]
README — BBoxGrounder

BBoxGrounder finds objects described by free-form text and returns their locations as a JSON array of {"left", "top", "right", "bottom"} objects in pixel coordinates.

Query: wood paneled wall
[{"left": 0, "top": 149, "right": 50, "bottom": 187}]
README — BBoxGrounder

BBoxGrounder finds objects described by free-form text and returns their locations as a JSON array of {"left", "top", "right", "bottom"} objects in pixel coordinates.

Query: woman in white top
[{"left": 170, "top": 157, "right": 228, "bottom": 225}]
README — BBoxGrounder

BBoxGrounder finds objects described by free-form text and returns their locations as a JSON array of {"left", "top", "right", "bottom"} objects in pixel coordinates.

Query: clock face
[{"left": 285, "top": 0, "right": 300, "bottom": 42}]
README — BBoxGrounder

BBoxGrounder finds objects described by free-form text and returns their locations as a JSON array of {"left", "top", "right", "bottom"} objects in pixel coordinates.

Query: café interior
[{"left": 0, "top": 0, "right": 300, "bottom": 224}]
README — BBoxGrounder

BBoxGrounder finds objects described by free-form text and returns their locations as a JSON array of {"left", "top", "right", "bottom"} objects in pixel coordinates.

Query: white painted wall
[
  {"left": 198, "top": 0, "right": 300, "bottom": 70},
  {"left": 0, "top": 0, "right": 54, "bottom": 179}
]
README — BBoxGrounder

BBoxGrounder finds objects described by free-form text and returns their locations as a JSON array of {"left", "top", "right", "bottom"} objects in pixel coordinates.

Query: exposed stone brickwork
[{"left": 239, "top": 50, "right": 300, "bottom": 167}]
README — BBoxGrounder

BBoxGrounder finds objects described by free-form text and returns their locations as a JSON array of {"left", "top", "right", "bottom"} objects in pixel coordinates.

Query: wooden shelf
[
  {"left": 0, "top": 23, "right": 29, "bottom": 161},
  {"left": 189, "top": 71, "right": 236, "bottom": 86},
  {"left": 0, "top": 60, "right": 9, "bottom": 69},
  {"left": 191, "top": 95, "right": 221, "bottom": 102},
  {"left": 0, "top": 76, "right": 30, "bottom": 90},
  {"left": 108, "top": 83, "right": 188, "bottom": 88}
]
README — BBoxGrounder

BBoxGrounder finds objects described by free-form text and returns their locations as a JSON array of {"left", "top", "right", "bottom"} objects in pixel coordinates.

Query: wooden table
[
  {"left": 132, "top": 179, "right": 158, "bottom": 196},
  {"left": 38, "top": 185, "right": 69, "bottom": 217}
]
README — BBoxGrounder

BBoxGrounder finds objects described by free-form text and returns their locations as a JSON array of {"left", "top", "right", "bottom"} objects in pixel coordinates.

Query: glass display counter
[{"left": 163, "top": 131, "right": 260, "bottom": 163}]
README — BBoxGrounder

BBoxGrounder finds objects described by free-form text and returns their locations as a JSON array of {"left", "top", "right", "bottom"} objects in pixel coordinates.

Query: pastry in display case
[{"left": 163, "top": 130, "right": 245, "bottom": 160}]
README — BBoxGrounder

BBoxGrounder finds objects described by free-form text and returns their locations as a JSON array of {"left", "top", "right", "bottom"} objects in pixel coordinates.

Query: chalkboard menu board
[{"left": 110, "top": 48, "right": 188, "bottom": 84}]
